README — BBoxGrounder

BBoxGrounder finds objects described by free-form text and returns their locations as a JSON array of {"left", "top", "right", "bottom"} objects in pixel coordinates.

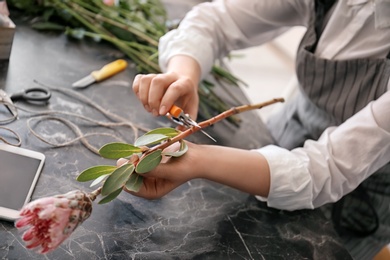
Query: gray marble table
[{"left": 0, "top": 15, "right": 352, "bottom": 260}]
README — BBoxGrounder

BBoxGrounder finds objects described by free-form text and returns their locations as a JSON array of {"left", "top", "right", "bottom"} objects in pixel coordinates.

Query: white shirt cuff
[{"left": 254, "top": 145, "right": 314, "bottom": 210}]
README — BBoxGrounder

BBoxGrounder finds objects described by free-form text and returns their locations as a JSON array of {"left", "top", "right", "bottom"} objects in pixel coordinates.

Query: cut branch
[{"left": 148, "top": 97, "right": 285, "bottom": 154}]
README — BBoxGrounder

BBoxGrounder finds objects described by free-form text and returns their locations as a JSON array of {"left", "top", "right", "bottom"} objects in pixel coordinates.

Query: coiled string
[
  {"left": 1, "top": 80, "right": 150, "bottom": 154},
  {"left": 0, "top": 126, "right": 22, "bottom": 147}
]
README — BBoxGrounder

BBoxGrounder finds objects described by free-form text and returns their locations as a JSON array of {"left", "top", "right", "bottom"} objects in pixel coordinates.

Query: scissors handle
[
  {"left": 168, "top": 105, "right": 217, "bottom": 142},
  {"left": 169, "top": 105, "right": 184, "bottom": 119},
  {"left": 10, "top": 87, "right": 51, "bottom": 102}
]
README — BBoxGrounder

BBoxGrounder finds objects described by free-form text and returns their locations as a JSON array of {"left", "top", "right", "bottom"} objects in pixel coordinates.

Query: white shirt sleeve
[
  {"left": 255, "top": 91, "right": 390, "bottom": 210},
  {"left": 159, "top": 0, "right": 311, "bottom": 78}
]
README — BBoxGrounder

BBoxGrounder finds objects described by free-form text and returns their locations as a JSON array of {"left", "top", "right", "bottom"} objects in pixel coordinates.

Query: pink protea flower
[{"left": 15, "top": 190, "right": 94, "bottom": 254}]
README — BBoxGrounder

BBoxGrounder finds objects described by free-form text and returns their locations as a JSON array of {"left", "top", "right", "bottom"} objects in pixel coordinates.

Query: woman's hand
[
  {"left": 132, "top": 55, "right": 201, "bottom": 120},
  {"left": 119, "top": 142, "right": 200, "bottom": 199}
]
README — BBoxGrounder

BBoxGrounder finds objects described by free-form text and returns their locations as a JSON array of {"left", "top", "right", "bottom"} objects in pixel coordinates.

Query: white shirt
[{"left": 158, "top": 0, "right": 390, "bottom": 210}]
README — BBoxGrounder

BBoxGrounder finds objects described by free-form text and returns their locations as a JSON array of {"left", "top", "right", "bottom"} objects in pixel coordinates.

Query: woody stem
[{"left": 148, "top": 97, "right": 284, "bottom": 153}]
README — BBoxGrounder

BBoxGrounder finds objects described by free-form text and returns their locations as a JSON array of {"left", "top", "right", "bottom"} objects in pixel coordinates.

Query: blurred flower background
[{"left": 8, "top": 0, "right": 244, "bottom": 124}]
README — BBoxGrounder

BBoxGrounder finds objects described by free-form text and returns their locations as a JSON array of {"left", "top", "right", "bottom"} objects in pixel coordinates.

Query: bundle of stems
[{"left": 8, "top": 0, "right": 246, "bottom": 124}]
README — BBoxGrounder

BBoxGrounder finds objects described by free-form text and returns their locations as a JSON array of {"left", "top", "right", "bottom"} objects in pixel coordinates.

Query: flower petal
[{"left": 22, "top": 228, "right": 35, "bottom": 241}]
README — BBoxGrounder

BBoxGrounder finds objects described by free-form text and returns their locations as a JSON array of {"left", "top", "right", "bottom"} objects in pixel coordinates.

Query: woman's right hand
[{"left": 132, "top": 55, "right": 202, "bottom": 120}]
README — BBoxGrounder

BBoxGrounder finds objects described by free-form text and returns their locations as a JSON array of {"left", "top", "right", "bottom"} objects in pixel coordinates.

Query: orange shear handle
[{"left": 169, "top": 105, "right": 183, "bottom": 118}]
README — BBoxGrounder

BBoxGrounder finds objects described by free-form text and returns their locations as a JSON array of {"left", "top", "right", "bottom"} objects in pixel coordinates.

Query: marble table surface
[{"left": 0, "top": 14, "right": 352, "bottom": 260}]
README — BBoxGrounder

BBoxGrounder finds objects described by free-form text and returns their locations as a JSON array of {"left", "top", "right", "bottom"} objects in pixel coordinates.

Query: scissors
[
  {"left": 167, "top": 105, "right": 216, "bottom": 142},
  {"left": 0, "top": 87, "right": 51, "bottom": 119}
]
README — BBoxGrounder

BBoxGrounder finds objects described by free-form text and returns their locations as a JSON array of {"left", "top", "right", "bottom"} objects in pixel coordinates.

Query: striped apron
[{"left": 266, "top": 0, "right": 390, "bottom": 259}]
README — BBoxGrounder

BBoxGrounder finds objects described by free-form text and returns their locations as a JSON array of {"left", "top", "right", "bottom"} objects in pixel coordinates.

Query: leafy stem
[
  {"left": 67, "top": 1, "right": 160, "bottom": 45},
  {"left": 77, "top": 97, "right": 284, "bottom": 204}
]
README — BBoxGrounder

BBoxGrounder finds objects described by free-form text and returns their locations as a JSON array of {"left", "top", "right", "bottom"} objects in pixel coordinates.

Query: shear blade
[
  {"left": 182, "top": 116, "right": 216, "bottom": 142},
  {"left": 199, "top": 129, "right": 217, "bottom": 142}
]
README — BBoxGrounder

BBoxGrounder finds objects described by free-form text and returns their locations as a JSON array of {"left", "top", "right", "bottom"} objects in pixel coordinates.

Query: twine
[
  {"left": 2, "top": 81, "right": 150, "bottom": 154},
  {"left": 0, "top": 100, "right": 18, "bottom": 124},
  {"left": 0, "top": 126, "right": 22, "bottom": 147}
]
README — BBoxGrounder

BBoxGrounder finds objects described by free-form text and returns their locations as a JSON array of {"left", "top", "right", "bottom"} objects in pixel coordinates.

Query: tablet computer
[{"left": 0, "top": 144, "right": 45, "bottom": 221}]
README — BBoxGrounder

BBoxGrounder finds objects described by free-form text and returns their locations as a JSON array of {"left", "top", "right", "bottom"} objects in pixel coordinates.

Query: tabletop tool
[
  {"left": 0, "top": 87, "right": 51, "bottom": 119},
  {"left": 167, "top": 104, "right": 216, "bottom": 142},
  {"left": 72, "top": 59, "right": 128, "bottom": 89},
  {"left": 9, "top": 87, "right": 51, "bottom": 103}
]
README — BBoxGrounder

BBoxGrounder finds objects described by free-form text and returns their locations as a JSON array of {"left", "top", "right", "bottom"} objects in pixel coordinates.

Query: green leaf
[
  {"left": 99, "top": 142, "right": 142, "bottom": 159},
  {"left": 145, "top": 127, "right": 180, "bottom": 137},
  {"left": 98, "top": 188, "right": 122, "bottom": 204},
  {"left": 134, "top": 134, "right": 169, "bottom": 147},
  {"left": 125, "top": 173, "right": 143, "bottom": 192},
  {"left": 101, "top": 164, "right": 135, "bottom": 196},
  {"left": 162, "top": 141, "right": 188, "bottom": 157},
  {"left": 77, "top": 165, "right": 117, "bottom": 182},
  {"left": 135, "top": 150, "right": 162, "bottom": 174}
]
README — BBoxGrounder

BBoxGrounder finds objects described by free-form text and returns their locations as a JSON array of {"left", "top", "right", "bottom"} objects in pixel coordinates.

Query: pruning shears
[{"left": 167, "top": 105, "right": 216, "bottom": 142}]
